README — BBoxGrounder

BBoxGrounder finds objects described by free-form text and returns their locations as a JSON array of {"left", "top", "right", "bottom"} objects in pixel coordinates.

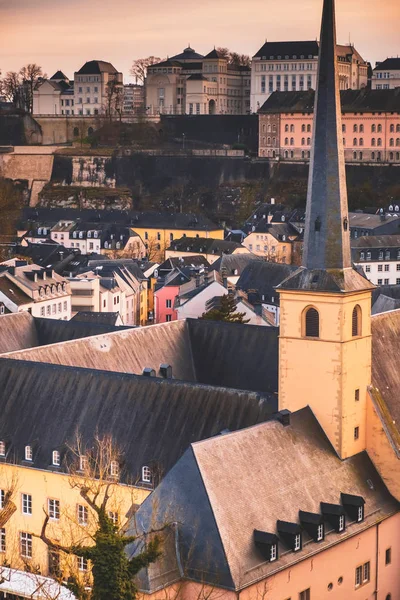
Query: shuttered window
[
  {"left": 352, "top": 305, "right": 361, "bottom": 337},
  {"left": 305, "top": 308, "right": 319, "bottom": 338}
]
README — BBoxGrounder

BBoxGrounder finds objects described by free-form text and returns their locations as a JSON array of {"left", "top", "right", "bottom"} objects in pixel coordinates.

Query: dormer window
[
  {"left": 317, "top": 523, "right": 324, "bottom": 541},
  {"left": 341, "top": 493, "right": 365, "bottom": 523},
  {"left": 25, "top": 445, "right": 32, "bottom": 461},
  {"left": 321, "top": 502, "right": 346, "bottom": 533},
  {"left": 142, "top": 466, "right": 151, "bottom": 483},
  {"left": 79, "top": 455, "right": 88, "bottom": 471},
  {"left": 79, "top": 232, "right": 83, "bottom": 239},
  {"left": 94, "top": 231, "right": 98, "bottom": 238},
  {"left": 338, "top": 515, "right": 345, "bottom": 531},
  {"left": 294, "top": 533, "right": 301, "bottom": 551},
  {"left": 299, "top": 510, "right": 324, "bottom": 542},
  {"left": 254, "top": 530, "right": 279, "bottom": 562},
  {"left": 73, "top": 232, "right": 77, "bottom": 238},
  {"left": 52, "top": 450, "right": 60, "bottom": 466},
  {"left": 87, "top": 231, "right": 91, "bottom": 238},
  {"left": 277, "top": 520, "right": 302, "bottom": 552},
  {"left": 0, "top": 441, "right": 5, "bottom": 457}
]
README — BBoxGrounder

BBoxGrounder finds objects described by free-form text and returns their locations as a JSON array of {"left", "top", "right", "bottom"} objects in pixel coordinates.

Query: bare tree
[
  {"left": 19, "top": 63, "right": 46, "bottom": 113},
  {"left": 104, "top": 79, "right": 124, "bottom": 122},
  {"left": 36, "top": 435, "right": 163, "bottom": 600},
  {"left": 1, "top": 71, "right": 21, "bottom": 104},
  {"left": 130, "top": 57, "right": 162, "bottom": 85}
]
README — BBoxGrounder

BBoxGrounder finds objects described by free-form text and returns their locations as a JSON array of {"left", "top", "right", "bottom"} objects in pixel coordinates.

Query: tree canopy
[{"left": 201, "top": 293, "right": 250, "bottom": 324}]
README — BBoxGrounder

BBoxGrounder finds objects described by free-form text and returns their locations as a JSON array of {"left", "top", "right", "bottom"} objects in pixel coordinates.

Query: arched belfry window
[
  {"left": 352, "top": 305, "right": 362, "bottom": 337},
  {"left": 304, "top": 307, "right": 320, "bottom": 338}
]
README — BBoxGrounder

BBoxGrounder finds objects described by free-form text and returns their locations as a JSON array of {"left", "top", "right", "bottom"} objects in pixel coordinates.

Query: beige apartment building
[
  {"left": 33, "top": 71, "right": 74, "bottom": 116},
  {"left": 259, "top": 88, "right": 400, "bottom": 163},
  {"left": 251, "top": 40, "right": 368, "bottom": 112},
  {"left": 74, "top": 60, "right": 123, "bottom": 116},
  {"left": 372, "top": 58, "right": 400, "bottom": 90},
  {"left": 145, "top": 47, "right": 251, "bottom": 115}
]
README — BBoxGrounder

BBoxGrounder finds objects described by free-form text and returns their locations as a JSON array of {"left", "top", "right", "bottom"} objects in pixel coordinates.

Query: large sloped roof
[
  {"left": 237, "top": 260, "right": 298, "bottom": 301},
  {"left": 0, "top": 358, "right": 276, "bottom": 481},
  {"left": 127, "top": 407, "right": 396, "bottom": 591},
  {"left": 3, "top": 319, "right": 279, "bottom": 395},
  {"left": 374, "top": 58, "right": 400, "bottom": 72},
  {"left": 253, "top": 40, "right": 319, "bottom": 60},
  {"left": 76, "top": 60, "right": 119, "bottom": 75},
  {"left": 0, "top": 313, "right": 38, "bottom": 354},
  {"left": 170, "top": 47, "right": 204, "bottom": 61}
]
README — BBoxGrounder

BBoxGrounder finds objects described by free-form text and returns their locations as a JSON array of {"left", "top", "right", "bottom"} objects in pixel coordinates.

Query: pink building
[
  {"left": 154, "top": 281, "right": 180, "bottom": 323},
  {"left": 259, "top": 88, "right": 400, "bottom": 163}
]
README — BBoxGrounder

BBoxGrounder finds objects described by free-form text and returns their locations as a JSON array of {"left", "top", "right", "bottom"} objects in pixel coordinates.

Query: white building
[
  {"left": 352, "top": 235, "right": 400, "bottom": 285},
  {"left": 251, "top": 41, "right": 368, "bottom": 112},
  {"left": 372, "top": 58, "right": 400, "bottom": 90},
  {"left": 33, "top": 71, "right": 74, "bottom": 116},
  {"left": 74, "top": 60, "right": 123, "bottom": 116},
  {"left": 0, "top": 260, "right": 71, "bottom": 319}
]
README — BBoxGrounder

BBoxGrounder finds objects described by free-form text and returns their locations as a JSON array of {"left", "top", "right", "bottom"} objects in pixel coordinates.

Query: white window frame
[
  {"left": 294, "top": 533, "right": 301, "bottom": 551},
  {"left": 270, "top": 543, "right": 277, "bottom": 562},
  {"left": 77, "top": 504, "right": 88, "bottom": 526},
  {"left": 110, "top": 461, "right": 119, "bottom": 478},
  {"left": 0, "top": 489, "right": 4, "bottom": 509},
  {"left": 338, "top": 515, "right": 345, "bottom": 531},
  {"left": 357, "top": 505, "right": 363, "bottom": 522},
  {"left": 79, "top": 455, "right": 88, "bottom": 472},
  {"left": 78, "top": 556, "right": 88, "bottom": 571},
  {"left": 20, "top": 532, "right": 32, "bottom": 558},
  {"left": 48, "top": 498, "right": 60, "bottom": 520},
  {"left": 0, "top": 441, "right": 6, "bottom": 457},
  {"left": 317, "top": 523, "right": 324, "bottom": 541},
  {"left": 108, "top": 511, "right": 118, "bottom": 525},
  {"left": 25, "top": 445, "right": 33, "bottom": 461},
  {"left": 142, "top": 466, "right": 151, "bottom": 483},
  {"left": 0, "top": 528, "right": 5, "bottom": 553},
  {"left": 52, "top": 450, "right": 60, "bottom": 466},
  {"left": 22, "top": 493, "right": 32, "bottom": 515}
]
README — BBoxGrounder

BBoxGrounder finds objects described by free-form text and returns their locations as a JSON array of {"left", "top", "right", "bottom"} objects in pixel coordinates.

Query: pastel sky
[{"left": 1, "top": 0, "right": 399, "bottom": 81}]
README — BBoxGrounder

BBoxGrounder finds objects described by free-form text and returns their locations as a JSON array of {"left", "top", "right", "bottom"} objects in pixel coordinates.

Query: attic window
[
  {"left": 341, "top": 493, "right": 365, "bottom": 523},
  {"left": 317, "top": 524, "right": 324, "bottom": 541},
  {"left": 25, "top": 445, "right": 32, "bottom": 461},
  {"left": 142, "top": 466, "right": 151, "bottom": 483},
  {"left": 338, "top": 515, "right": 345, "bottom": 531},
  {"left": 270, "top": 543, "right": 277, "bottom": 561},
  {"left": 277, "top": 520, "right": 302, "bottom": 552},
  {"left": 52, "top": 450, "right": 60, "bottom": 466},
  {"left": 0, "top": 441, "right": 5, "bottom": 457},
  {"left": 254, "top": 530, "right": 279, "bottom": 562}
]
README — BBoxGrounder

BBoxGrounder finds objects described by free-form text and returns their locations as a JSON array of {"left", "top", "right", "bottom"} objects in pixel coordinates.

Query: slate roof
[
  {"left": 259, "top": 88, "right": 400, "bottom": 114},
  {"left": 170, "top": 47, "right": 204, "bottom": 61},
  {"left": 204, "top": 49, "right": 226, "bottom": 60},
  {"left": 127, "top": 407, "right": 397, "bottom": 591},
  {"left": 277, "top": 266, "right": 374, "bottom": 293},
  {"left": 71, "top": 312, "right": 122, "bottom": 326},
  {"left": 50, "top": 71, "right": 68, "bottom": 81},
  {"left": 3, "top": 319, "right": 279, "bottom": 395},
  {"left": 76, "top": 60, "right": 119, "bottom": 75},
  {"left": 237, "top": 260, "right": 298, "bottom": 303},
  {"left": 0, "top": 277, "right": 32, "bottom": 306},
  {"left": 210, "top": 253, "right": 263, "bottom": 277},
  {"left": 0, "top": 358, "right": 276, "bottom": 481},
  {"left": 0, "top": 313, "right": 38, "bottom": 354},
  {"left": 187, "top": 74, "right": 208, "bottom": 81},
  {"left": 349, "top": 213, "right": 400, "bottom": 232},
  {"left": 374, "top": 58, "right": 400, "bottom": 72},
  {"left": 372, "top": 295, "right": 400, "bottom": 315},
  {"left": 352, "top": 235, "right": 400, "bottom": 250},
  {"left": 167, "top": 237, "right": 245, "bottom": 255},
  {"left": 253, "top": 40, "right": 319, "bottom": 60}
]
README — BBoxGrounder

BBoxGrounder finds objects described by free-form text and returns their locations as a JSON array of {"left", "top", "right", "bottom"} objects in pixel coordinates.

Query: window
[
  {"left": 0, "top": 490, "right": 4, "bottom": 509},
  {"left": 385, "top": 264, "right": 390, "bottom": 272},
  {"left": 304, "top": 307, "right": 319, "bottom": 338},
  {"left": 110, "top": 461, "right": 119, "bottom": 477},
  {"left": 385, "top": 278, "right": 390, "bottom": 285},
  {"left": 25, "top": 445, "right": 32, "bottom": 461},
  {"left": 0, "top": 441, "right": 5, "bottom": 457},
  {"left": 378, "top": 279, "right": 383, "bottom": 285},
  {"left": 52, "top": 450, "right": 60, "bottom": 466},
  {"left": 108, "top": 511, "right": 119, "bottom": 525},
  {"left": 354, "top": 426, "right": 359, "bottom": 440},
  {"left": 79, "top": 455, "right": 88, "bottom": 471},
  {"left": 49, "top": 549, "right": 60, "bottom": 576},
  {"left": 78, "top": 556, "right": 88, "bottom": 571},
  {"left": 355, "top": 389, "right": 360, "bottom": 401},
  {"left": 299, "top": 589, "right": 310, "bottom": 600},
  {"left": 338, "top": 515, "right": 345, "bottom": 532},
  {"left": 166, "top": 299, "right": 172, "bottom": 308},
  {"left": 352, "top": 305, "right": 361, "bottom": 337},
  {"left": 385, "top": 547, "right": 391, "bottom": 565},
  {"left": 317, "top": 523, "right": 324, "bottom": 541},
  {"left": 22, "top": 493, "right": 32, "bottom": 515},
  {"left": 270, "top": 543, "right": 277, "bottom": 561},
  {"left": 78, "top": 504, "right": 88, "bottom": 526},
  {"left": 357, "top": 505, "right": 364, "bottom": 522},
  {"left": 365, "top": 265, "right": 370, "bottom": 272},
  {"left": 0, "top": 528, "right": 5, "bottom": 553},
  {"left": 142, "top": 466, "right": 151, "bottom": 483},
  {"left": 48, "top": 499, "right": 60, "bottom": 520},
  {"left": 294, "top": 533, "right": 301, "bottom": 551},
  {"left": 166, "top": 315, "right": 172, "bottom": 322},
  {"left": 20, "top": 532, "right": 32, "bottom": 558}
]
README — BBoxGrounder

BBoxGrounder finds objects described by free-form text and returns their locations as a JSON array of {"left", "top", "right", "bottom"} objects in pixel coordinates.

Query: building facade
[
  {"left": 258, "top": 88, "right": 400, "bottom": 163},
  {"left": 251, "top": 40, "right": 368, "bottom": 112},
  {"left": 74, "top": 60, "right": 123, "bottom": 116},
  {"left": 352, "top": 235, "right": 400, "bottom": 285},
  {"left": 33, "top": 71, "right": 74, "bottom": 116},
  {"left": 123, "top": 84, "right": 145, "bottom": 114},
  {"left": 145, "top": 47, "right": 251, "bottom": 116},
  {"left": 372, "top": 58, "right": 400, "bottom": 90}
]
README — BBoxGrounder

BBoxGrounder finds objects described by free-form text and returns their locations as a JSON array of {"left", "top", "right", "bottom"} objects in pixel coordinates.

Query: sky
[{"left": 1, "top": 0, "right": 399, "bottom": 82}]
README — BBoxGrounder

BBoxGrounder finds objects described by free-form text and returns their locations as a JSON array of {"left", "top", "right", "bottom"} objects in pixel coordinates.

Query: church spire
[
  {"left": 278, "top": 0, "right": 373, "bottom": 293},
  {"left": 302, "top": 0, "right": 350, "bottom": 270}
]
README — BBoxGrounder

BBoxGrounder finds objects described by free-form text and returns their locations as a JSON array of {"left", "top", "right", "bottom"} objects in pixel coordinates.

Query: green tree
[
  {"left": 37, "top": 435, "right": 163, "bottom": 600},
  {"left": 201, "top": 294, "right": 250, "bottom": 324}
]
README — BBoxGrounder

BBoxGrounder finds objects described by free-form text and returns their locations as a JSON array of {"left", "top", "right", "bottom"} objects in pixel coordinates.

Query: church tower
[{"left": 277, "top": 0, "right": 374, "bottom": 459}]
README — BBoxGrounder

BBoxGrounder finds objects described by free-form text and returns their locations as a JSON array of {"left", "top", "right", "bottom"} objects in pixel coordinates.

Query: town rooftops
[
  {"left": 253, "top": 40, "right": 319, "bottom": 60},
  {"left": 259, "top": 88, "right": 400, "bottom": 114},
  {"left": 126, "top": 406, "right": 396, "bottom": 591},
  {"left": 76, "top": 60, "right": 120, "bottom": 75},
  {"left": 351, "top": 235, "right": 400, "bottom": 249},
  {"left": 349, "top": 212, "right": 400, "bottom": 231},
  {"left": 167, "top": 237, "right": 245, "bottom": 255},
  {"left": 0, "top": 277, "right": 32, "bottom": 307},
  {"left": 237, "top": 260, "right": 298, "bottom": 303},
  {"left": 374, "top": 58, "right": 400, "bottom": 71},
  {"left": 71, "top": 311, "right": 122, "bottom": 326}
]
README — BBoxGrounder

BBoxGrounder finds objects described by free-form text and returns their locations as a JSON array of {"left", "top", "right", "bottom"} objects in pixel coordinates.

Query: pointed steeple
[
  {"left": 278, "top": 0, "right": 373, "bottom": 293},
  {"left": 302, "top": 0, "right": 350, "bottom": 271}
]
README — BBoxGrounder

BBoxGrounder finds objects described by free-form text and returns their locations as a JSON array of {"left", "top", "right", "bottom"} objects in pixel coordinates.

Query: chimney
[{"left": 276, "top": 409, "right": 291, "bottom": 427}]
